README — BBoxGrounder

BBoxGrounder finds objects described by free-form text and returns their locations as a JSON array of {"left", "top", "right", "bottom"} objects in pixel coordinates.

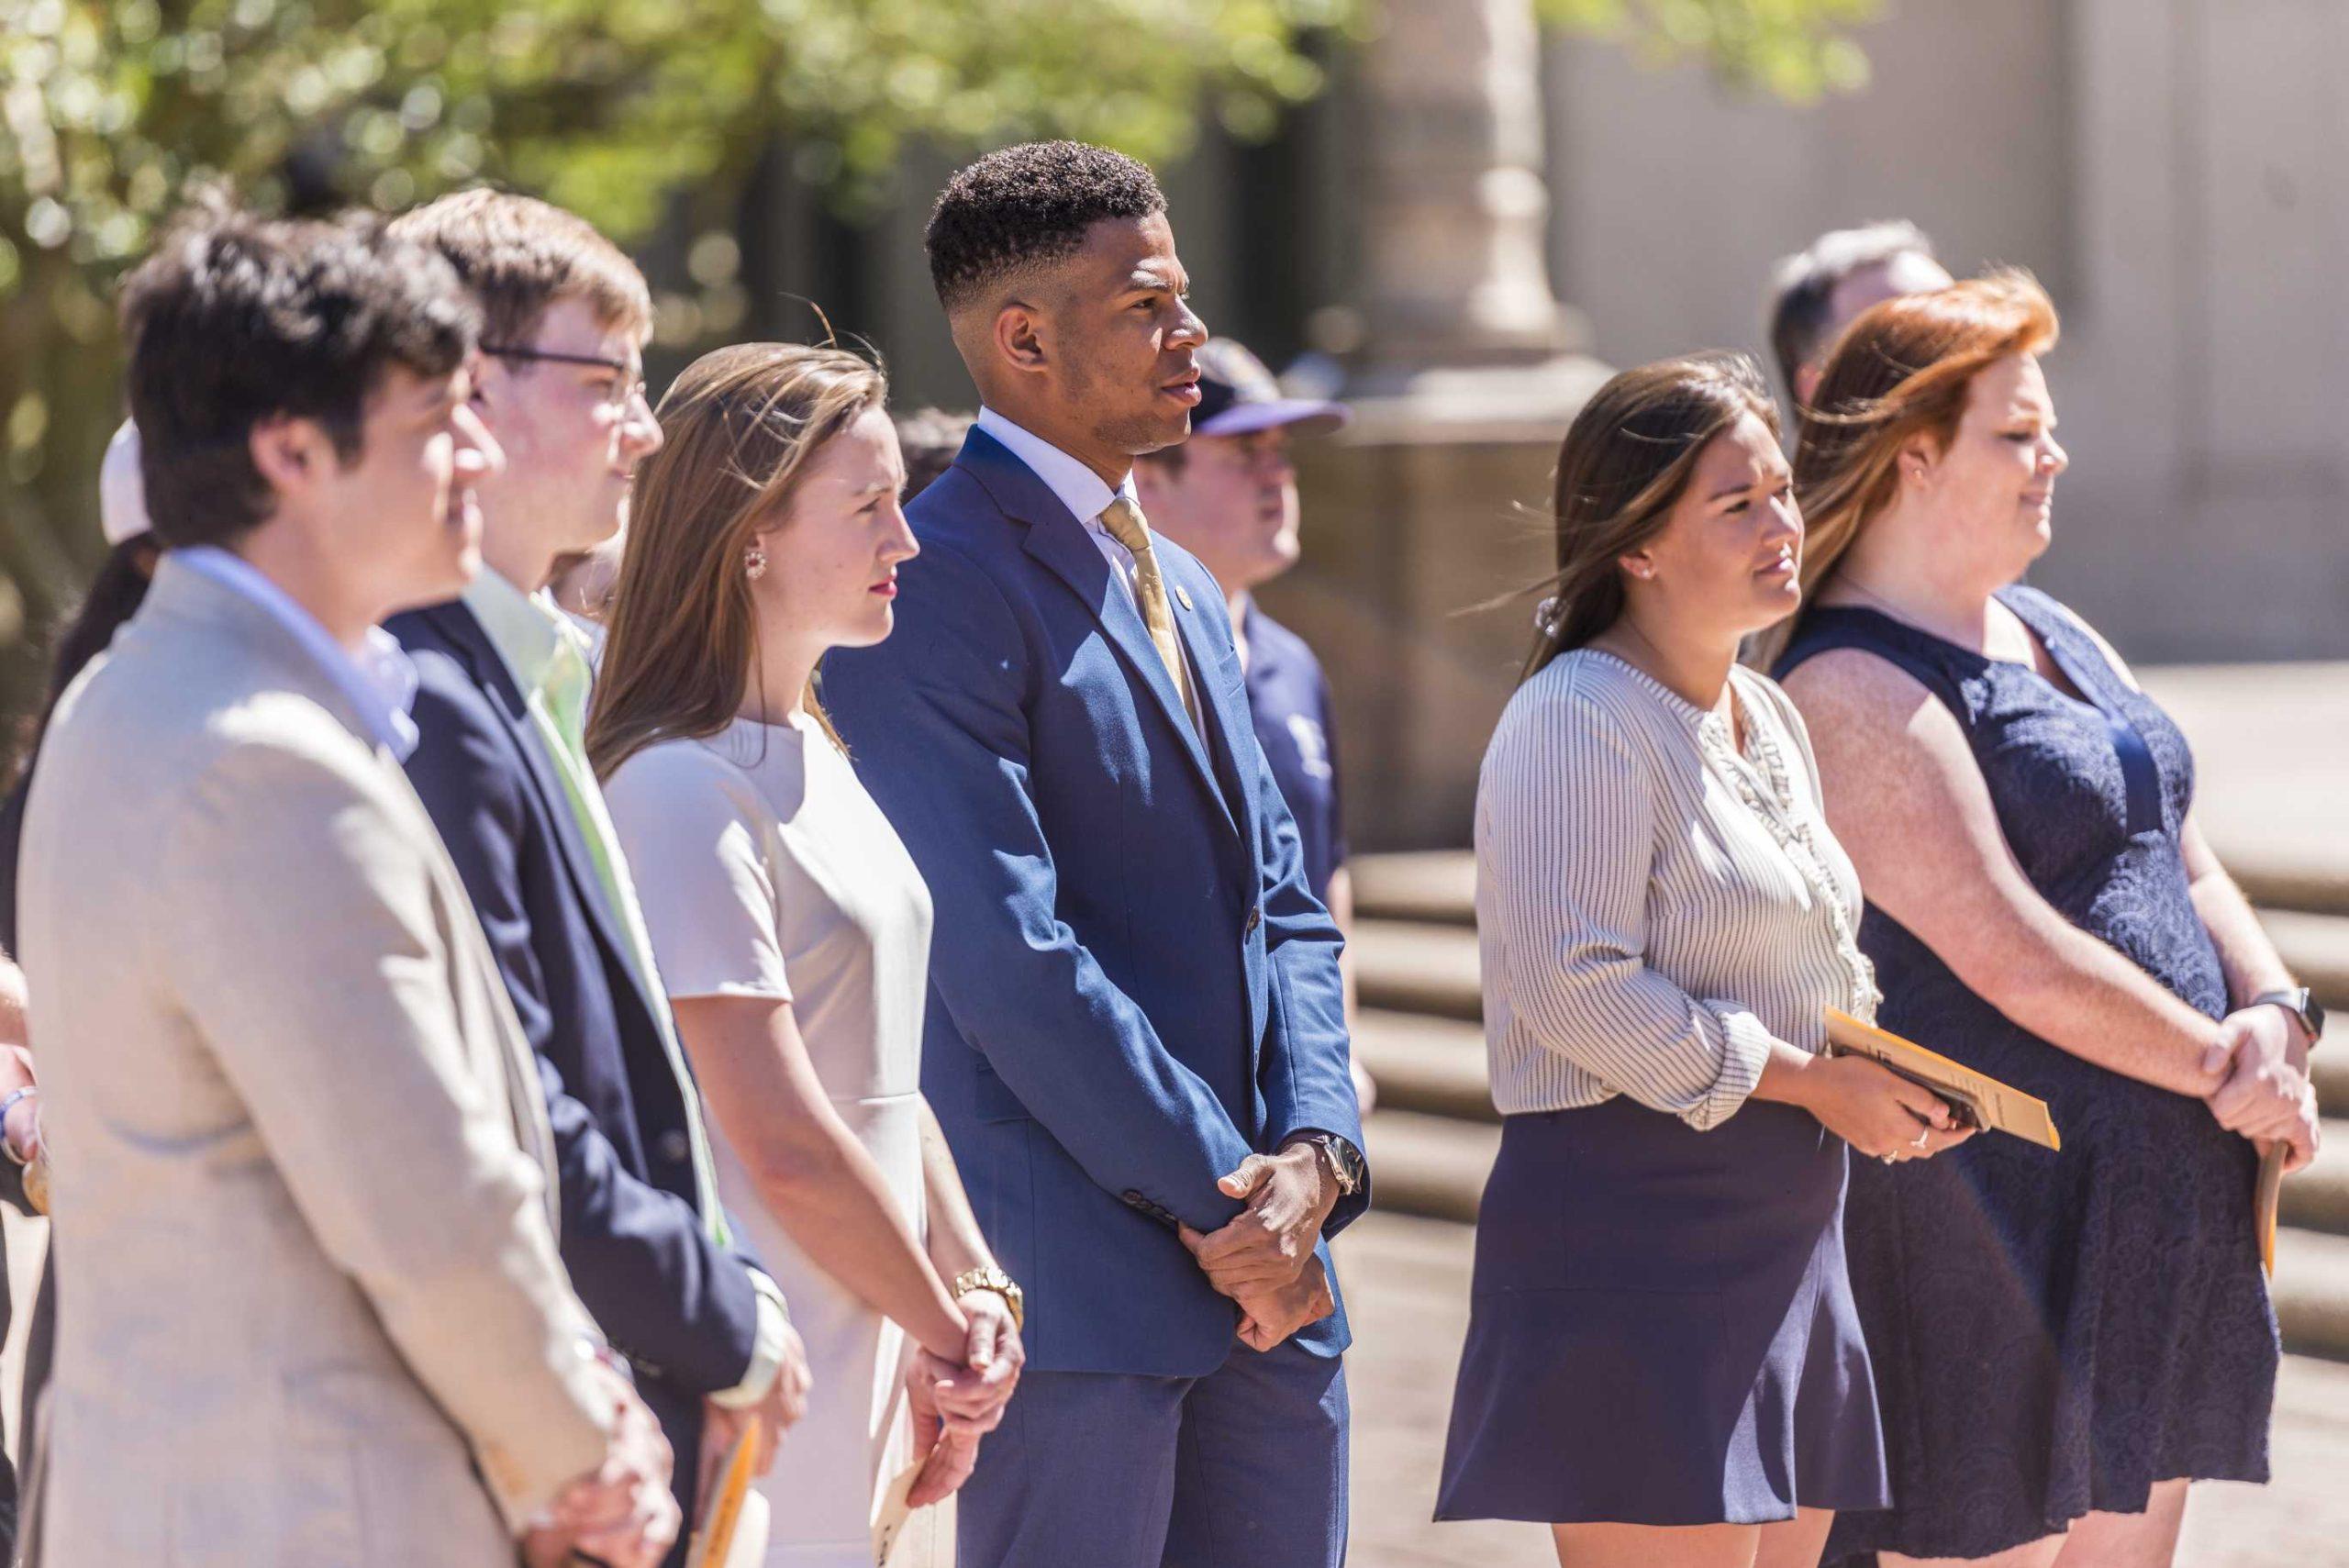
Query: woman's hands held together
[
  {"left": 902, "top": 1289, "right": 1025, "bottom": 1507},
  {"left": 1758, "top": 1044, "right": 1976, "bottom": 1163},
  {"left": 2204, "top": 1006, "right": 2321, "bottom": 1171}
]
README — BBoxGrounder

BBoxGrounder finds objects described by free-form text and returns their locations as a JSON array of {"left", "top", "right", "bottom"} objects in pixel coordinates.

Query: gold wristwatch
[{"left": 952, "top": 1265, "right": 1026, "bottom": 1331}]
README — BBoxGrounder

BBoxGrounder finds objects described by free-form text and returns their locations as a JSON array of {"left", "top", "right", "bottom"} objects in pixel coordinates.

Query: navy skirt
[{"left": 1436, "top": 1097, "right": 1890, "bottom": 1526}]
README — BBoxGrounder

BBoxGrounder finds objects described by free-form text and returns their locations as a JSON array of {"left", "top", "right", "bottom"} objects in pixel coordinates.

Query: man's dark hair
[
  {"left": 925, "top": 140, "right": 1165, "bottom": 312},
  {"left": 118, "top": 203, "right": 481, "bottom": 550},
  {"left": 1765, "top": 220, "right": 1938, "bottom": 397}
]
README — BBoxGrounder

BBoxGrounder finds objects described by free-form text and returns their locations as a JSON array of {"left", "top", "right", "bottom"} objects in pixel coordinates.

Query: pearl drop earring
[{"left": 745, "top": 545, "right": 768, "bottom": 581}]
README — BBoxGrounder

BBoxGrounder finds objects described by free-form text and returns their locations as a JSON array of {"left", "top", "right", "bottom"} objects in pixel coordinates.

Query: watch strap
[
  {"left": 2251, "top": 987, "right": 2323, "bottom": 1046},
  {"left": 1285, "top": 1130, "right": 1364, "bottom": 1197}
]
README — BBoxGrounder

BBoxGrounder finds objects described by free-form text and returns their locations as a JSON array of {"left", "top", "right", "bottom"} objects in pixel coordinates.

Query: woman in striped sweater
[{"left": 1436, "top": 353, "right": 1970, "bottom": 1568}]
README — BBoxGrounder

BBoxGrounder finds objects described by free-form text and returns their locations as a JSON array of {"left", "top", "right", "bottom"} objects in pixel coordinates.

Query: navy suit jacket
[
  {"left": 823, "top": 428, "right": 1367, "bottom": 1379},
  {"left": 386, "top": 600, "right": 763, "bottom": 1515}
]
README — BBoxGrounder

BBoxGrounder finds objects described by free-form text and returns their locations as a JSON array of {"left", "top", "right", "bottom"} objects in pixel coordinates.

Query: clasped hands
[
  {"left": 522, "top": 1362, "right": 681, "bottom": 1568},
  {"left": 1179, "top": 1144, "right": 1339, "bottom": 1352},
  {"left": 2203, "top": 1005, "right": 2321, "bottom": 1172},
  {"left": 903, "top": 1286, "right": 1026, "bottom": 1507}
]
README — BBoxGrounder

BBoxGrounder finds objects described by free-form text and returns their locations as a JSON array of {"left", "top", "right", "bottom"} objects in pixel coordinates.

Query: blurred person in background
[
  {"left": 0, "top": 420, "right": 161, "bottom": 954},
  {"left": 1765, "top": 222, "right": 1952, "bottom": 412},
  {"left": 894, "top": 407, "right": 977, "bottom": 504},
  {"left": 1132, "top": 339, "right": 1374, "bottom": 1111},
  {"left": 0, "top": 416, "right": 152, "bottom": 1562},
  {"left": 21, "top": 205, "right": 677, "bottom": 1568},
  {"left": 549, "top": 532, "right": 627, "bottom": 659},
  {"left": 1773, "top": 272, "right": 2310, "bottom": 1568}
]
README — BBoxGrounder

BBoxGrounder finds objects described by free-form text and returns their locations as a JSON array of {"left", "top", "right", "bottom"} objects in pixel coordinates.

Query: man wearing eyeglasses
[{"left": 384, "top": 190, "right": 810, "bottom": 1565}]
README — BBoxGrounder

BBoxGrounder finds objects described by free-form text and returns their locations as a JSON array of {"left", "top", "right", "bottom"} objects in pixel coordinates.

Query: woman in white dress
[{"left": 589, "top": 343, "right": 1023, "bottom": 1565}]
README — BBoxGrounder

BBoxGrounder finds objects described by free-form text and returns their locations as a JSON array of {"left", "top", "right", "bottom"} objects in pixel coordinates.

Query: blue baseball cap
[{"left": 1191, "top": 339, "right": 1351, "bottom": 439}]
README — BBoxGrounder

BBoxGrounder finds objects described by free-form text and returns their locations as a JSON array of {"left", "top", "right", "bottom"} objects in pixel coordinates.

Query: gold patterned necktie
[{"left": 1097, "top": 495, "right": 1199, "bottom": 732}]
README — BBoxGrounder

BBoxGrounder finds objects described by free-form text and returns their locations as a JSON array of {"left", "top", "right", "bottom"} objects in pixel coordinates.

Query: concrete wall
[{"left": 1542, "top": 0, "right": 2349, "bottom": 661}]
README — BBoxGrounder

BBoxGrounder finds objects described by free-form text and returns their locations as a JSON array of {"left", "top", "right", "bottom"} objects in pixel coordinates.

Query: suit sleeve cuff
[{"left": 707, "top": 1269, "right": 792, "bottom": 1409}]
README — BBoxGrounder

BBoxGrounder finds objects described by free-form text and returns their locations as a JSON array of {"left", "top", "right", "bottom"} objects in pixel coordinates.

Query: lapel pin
[{"left": 1175, "top": 585, "right": 1195, "bottom": 611}]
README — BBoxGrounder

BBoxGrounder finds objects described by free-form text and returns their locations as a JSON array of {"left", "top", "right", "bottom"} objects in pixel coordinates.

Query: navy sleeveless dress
[{"left": 1776, "top": 586, "right": 2277, "bottom": 1561}]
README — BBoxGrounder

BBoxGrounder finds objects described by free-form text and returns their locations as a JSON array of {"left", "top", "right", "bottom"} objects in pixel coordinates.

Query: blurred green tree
[{"left": 0, "top": 0, "right": 1873, "bottom": 742}]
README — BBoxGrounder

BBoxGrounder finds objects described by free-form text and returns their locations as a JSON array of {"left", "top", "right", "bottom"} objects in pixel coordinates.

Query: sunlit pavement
[{"left": 1340, "top": 1211, "right": 2349, "bottom": 1568}]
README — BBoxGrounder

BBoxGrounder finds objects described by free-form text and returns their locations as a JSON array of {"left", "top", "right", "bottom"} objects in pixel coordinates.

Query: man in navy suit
[
  {"left": 823, "top": 141, "right": 1368, "bottom": 1568},
  {"left": 384, "top": 192, "right": 809, "bottom": 1558}
]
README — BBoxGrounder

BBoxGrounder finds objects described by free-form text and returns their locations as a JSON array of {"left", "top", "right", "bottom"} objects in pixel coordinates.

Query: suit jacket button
[
  {"left": 1243, "top": 906, "right": 1262, "bottom": 935},
  {"left": 659, "top": 1129, "right": 692, "bottom": 1163}
]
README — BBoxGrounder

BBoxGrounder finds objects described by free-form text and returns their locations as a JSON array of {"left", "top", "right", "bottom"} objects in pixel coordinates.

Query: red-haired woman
[{"left": 1773, "top": 272, "right": 2316, "bottom": 1568}]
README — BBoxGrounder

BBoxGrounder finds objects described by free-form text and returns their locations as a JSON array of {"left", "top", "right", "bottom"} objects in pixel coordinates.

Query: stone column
[
  {"left": 1263, "top": 0, "right": 1608, "bottom": 846},
  {"left": 1352, "top": 0, "right": 1575, "bottom": 377}
]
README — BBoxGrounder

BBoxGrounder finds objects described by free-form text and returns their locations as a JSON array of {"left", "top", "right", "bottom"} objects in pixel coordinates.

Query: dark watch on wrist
[
  {"left": 2251, "top": 986, "right": 2324, "bottom": 1047},
  {"left": 1285, "top": 1132, "right": 1365, "bottom": 1198}
]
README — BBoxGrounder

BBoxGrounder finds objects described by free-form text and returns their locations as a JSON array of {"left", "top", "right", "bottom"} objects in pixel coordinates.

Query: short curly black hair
[{"left": 925, "top": 140, "right": 1165, "bottom": 312}]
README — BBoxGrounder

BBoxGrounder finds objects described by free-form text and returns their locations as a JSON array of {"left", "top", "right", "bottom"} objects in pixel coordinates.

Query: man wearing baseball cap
[{"left": 1135, "top": 339, "right": 1374, "bottom": 1110}]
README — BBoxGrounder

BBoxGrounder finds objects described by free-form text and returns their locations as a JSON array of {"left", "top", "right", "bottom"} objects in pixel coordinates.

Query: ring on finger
[{"left": 1911, "top": 1128, "right": 1931, "bottom": 1149}]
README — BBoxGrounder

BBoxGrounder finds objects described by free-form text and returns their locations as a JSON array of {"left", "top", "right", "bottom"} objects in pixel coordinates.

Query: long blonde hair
[
  {"left": 587, "top": 342, "right": 886, "bottom": 780},
  {"left": 1757, "top": 270, "right": 2059, "bottom": 667}
]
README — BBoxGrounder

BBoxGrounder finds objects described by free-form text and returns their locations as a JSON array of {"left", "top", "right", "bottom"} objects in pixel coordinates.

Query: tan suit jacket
[{"left": 18, "top": 560, "right": 613, "bottom": 1566}]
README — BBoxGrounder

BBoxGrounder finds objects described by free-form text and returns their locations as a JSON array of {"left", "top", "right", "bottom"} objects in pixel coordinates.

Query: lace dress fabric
[{"left": 1776, "top": 586, "right": 2277, "bottom": 1561}]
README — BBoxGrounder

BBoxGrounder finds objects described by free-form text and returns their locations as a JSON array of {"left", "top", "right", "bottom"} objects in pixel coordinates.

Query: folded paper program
[{"left": 1824, "top": 1008, "right": 2063, "bottom": 1151}]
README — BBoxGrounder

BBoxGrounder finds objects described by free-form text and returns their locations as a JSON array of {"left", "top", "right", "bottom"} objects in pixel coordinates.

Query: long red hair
[{"left": 1759, "top": 270, "right": 2059, "bottom": 666}]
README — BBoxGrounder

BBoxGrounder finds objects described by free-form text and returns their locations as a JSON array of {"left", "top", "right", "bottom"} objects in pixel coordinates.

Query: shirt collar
[
  {"left": 974, "top": 406, "right": 1137, "bottom": 528},
  {"left": 462, "top": 563, "right": 567, "bottom": 695},
  {"left": 175, "top": 545, "right": 421, "bottom": 761}
]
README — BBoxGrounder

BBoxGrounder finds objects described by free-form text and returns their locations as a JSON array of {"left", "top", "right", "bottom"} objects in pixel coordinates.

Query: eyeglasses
[{"left": 480, "top": 344, "right": 648, "bottom": 412}]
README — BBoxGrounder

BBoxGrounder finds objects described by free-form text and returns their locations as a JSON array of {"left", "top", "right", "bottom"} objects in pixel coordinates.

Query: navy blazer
[
  {"left": 823, "top": 428, "right": 1367, "bottom": 1379},
  {"left": 386, "top": 600, "right": 763, "bottom": 1516}
]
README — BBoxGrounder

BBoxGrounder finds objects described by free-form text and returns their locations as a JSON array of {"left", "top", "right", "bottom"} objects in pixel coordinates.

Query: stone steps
[
  {"left": 1354, "top": 920, "right": 1481, "bottom": 1022},
  {"left": 2261, "top": 909, "right": 2349, "bottom": 1012},
  {"left": 1353, "top": 1009, "right": 1495, "bottom": 1123}
]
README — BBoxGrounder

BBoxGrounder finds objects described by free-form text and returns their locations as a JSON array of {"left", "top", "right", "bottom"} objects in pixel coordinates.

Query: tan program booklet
[
  {"left": 2255, "top": 1143, "right": 2286, "bottom": 1277},
  {"left": 685, "top": 1424, "right": 769, "bottom": 1568},
  {"left": 1824, "top": 1008, "right": 2062, "bottom": 1151}
]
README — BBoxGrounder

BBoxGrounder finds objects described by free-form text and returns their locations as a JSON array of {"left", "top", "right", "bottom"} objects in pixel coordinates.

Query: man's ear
[
  {"left": 248, "top": 414, "right": 332, "bottom": 502},
  {"left": 991, "top": 299, "right": 1049, "bottom": 376}
]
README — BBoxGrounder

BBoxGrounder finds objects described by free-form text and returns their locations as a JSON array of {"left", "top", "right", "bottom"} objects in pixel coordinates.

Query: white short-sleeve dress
[{"left": 604, "top": 712, "right": 937, "bottom": 1566}]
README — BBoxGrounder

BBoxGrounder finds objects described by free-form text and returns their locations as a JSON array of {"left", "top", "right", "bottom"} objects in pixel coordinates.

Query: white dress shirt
[
  {"left": 174, "top": 545, "right": 421, "bottom": 760},
  {"left": 974, "top": 406, "right": 1148, "bottom": 604}
]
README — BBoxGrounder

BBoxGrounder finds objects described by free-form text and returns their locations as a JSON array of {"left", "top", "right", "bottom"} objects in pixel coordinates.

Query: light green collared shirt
[{"left": 463, "top": 568, "right": 790, "bottom": 1405}]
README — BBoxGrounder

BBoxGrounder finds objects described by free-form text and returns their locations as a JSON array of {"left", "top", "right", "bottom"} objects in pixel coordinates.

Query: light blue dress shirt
[{"left": 173, "top": 546, "right": 422, "bottom": 761}]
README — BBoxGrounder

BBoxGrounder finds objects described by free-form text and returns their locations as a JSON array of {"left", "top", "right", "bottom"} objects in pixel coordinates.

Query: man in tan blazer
[{"left": 17, "top": 207, "right": 679, "bottom": 1567}]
